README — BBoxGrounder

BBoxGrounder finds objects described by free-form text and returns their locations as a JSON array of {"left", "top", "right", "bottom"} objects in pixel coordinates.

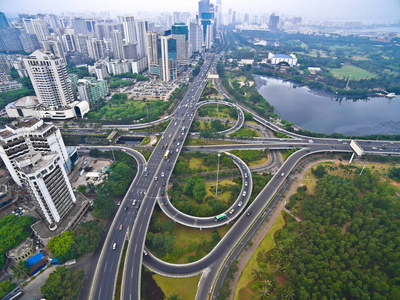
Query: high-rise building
[
  {"left": 23, "top": 19, "right": 50, "bottom": 42},
  {"left": 135, "top": 20, "right": 147, "bottom": 57},
  {"left": 19, "top": 33, "right": 41, "bottom": 53},
  {"left": 146, "top": 31, "right": 161, "bottom": 77},
  {"left": 0, "top": 118, "right": 76, "bottom": 226},
  {"left": 16, "top": 151, "right": 76, "bottom": 226},
  {"left": 0, "top": 28, "right": 23, "bottom": 52},
  {"left": 0, "top": 12, "right": 10, "bottom": 29},
  {"left": 87, "top": 38, "right": 105, "bottom": 61},
  {"left": 24, "top": 50, "right": 75, "bottom": 109},
  {"left": 73, "top": 34, "right": 89, "bottom": 56},
  {"left": 198, "top": 0, "right": 210, "bottom": 18},
  {"left": 111, "top": 30, "right": 125, "bottom": 60},
  {"left": 77, "top": 77, "right": 108, "bottom": 107},
  {"left": 42, "top": 38, "right": 66, "bottom": 61},
  {"left": 189, "top": 21, "right": 203, "bottom": 53},
  {"left": 172, "top": 22, "right": 189, "bottom": 66},
  {"left": 269, "top": 14, "right": 280, "bottom": 31},
  {"left": 122, "top": 16, "right": 137, "bottom": 44},
  {"left": 160, "top": 35, "right": 177, "bottom": 82},
  {"left": 71, "top": 17, "right": 87, "bottom": 35},
  {"left": 0, "top": 118, "right": 72, "bottom": 186},
  {"left": 62, "top": 34, "right": 75, "bottom": 52}
]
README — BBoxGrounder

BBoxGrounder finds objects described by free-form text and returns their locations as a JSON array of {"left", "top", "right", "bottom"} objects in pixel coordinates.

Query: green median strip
[{"left": 114, "top": 241, "right": 128, "bottom": 300}]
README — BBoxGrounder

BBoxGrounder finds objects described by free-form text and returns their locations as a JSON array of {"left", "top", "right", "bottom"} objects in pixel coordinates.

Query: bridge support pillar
[{"left": 349, "top": 152, "right": 355, "bottom": 164}]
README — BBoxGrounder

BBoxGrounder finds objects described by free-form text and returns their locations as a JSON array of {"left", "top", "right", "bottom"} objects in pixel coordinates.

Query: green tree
[
  {"left": 11, "top": 261, "right": 29, "bottom": 279},
  {"left": 162, "top": 220, "right": 174, "bottom": 233},
  {"left": 48, "top": 230, "right": 75, "bottom": 260},
  {"left": 193, "top": 178, "right": 207, "bottom": 202},
  {"left": 167, "top": 294, "right": 183, "bottom": 300},
  {"left": 76, "top": 185, "right": 86, "bottom": 193},
  {"left": 312, "top": 165, "right": 327, "bottom": 178},
  {"left": 41, "top": 266, "right": 85, "bottom": 300},
  {"left": 0, "top": 280, "right": 16, "bottom": 298}
]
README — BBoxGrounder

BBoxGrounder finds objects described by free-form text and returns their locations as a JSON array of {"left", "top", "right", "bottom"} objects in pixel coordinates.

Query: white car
[
  {"left": 161, "top": 172, "right": 164, "bottom": 177},
  {"left": 243, "top": 191, "right": 247, "bottom": 197},
  {"left": 245, "top": 182, "right": 248, "bottom": 186}
]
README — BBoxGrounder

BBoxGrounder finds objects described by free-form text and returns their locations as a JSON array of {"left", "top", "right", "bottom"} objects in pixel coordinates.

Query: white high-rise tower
[{"left": 24, "top": 49, "right": 75, "bottom": 109}]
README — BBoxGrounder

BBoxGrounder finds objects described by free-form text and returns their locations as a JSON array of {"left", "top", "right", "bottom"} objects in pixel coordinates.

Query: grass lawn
[
  {"left": 152, "top": 274, "right": 200, "bottom": 300},
  {"left": 188, "top": 158, "right": 203, "bottom": 169},
  {"left": 245, "top": 121, "right": 259, "bottom": 126},
  {"left": 351, "top": 55, "right": 370, "bottom": 61},
  {"left": 149, "top": 211, "right": 232, "bottom": 263},
  {"left": 330, "top": 65, "right": 377, "bottom": 80},
  {"left": 230, "top": 128, "right": 261, "bottom": 138},
  {"left": 248, "top": 157, "right": 268, "bottom": 167},
  {"left": 205, "top": 179, "right": 238, "bottom": 203},
  {"left": 140, "top": 136, "right": 150, "bottom": 145},
  {"left": 234, "top": 212, "right": 286, "bottom": 300}
]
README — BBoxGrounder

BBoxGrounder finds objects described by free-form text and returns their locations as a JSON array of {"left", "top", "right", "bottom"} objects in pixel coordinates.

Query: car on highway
[
  {"left": 167, "top": 166, "right": 170, "bottom": 170},
  {"left": 132, "top": 200, "right": 136, "bottom": 206},
  {"left": 163, "top": 201, "right": 168, "bottom": 206},
  {"left": 281, "top": 173, "right": 285, "bottom": 177},
  {"left": 124, "top": 206, "right": 129, "bottom": 211},
  {"left": 245, "top": 181, "right": 248, "bottom": 186},
  {"left": 143, "top": 249, "right": 148, "bottom": 256},
  {"left": 154, "top": 176, "right": 158, "bottom": 181},
  {"left": 119, "top": 224, "right": 123, "bottom": 231},
  {"left": 176, "top": 148, "right": 179, "bottom": 152},
  {"left": 162, "top": 182, "right": 166, "bottom": 186},
  {"left": 117, "top": 201, "right": 121, "bottom": 206},
  {"left": 246, "top": 211, "right": 252, "bottom": 216},
  {"left": 243, "top": 191, "right": 247, "bottom": 197},
  {"left": 161, "top": 172, "right": 164, "bottom": 177},
  {"left": 112, "top": 242, "right": 117, "bottom": 250},
  {"left": 161, "top": 190, "right": 165, "bottom": 196},
  {"left": 238, "top": 201, "right": 243, "bottom": 207},
  {"left": 229, "top": 209, "right": 235, "bottom": 215}
]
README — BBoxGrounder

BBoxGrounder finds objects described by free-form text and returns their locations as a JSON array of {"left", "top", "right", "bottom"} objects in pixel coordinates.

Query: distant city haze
[{"left": 2, "top": 0, "right": 399, "bottom": 22}]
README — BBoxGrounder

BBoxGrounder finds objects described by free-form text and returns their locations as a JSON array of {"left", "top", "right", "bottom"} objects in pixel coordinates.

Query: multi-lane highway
[
  {"left": 86, "top": 51, "right": 400, "bottom": 300},
  {"left": 89, "top": 54, "right": 218, "bottom": 300}
]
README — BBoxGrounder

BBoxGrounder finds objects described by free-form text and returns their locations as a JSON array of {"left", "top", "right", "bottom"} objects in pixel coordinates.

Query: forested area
[
  {"left": 87, "top": 93, "right": 168, "bottom": 122},
  {"left": 169, "top": 175, "right": 240, "bottom": 217},
  {"left": 248, "top": 168, "right": 400, "bottom": 299},
  {"left": 41, "top": 266, "right": 85, "bottom": 300},
  {"left": 0, "top": 215, "right": 35, "bottom": 268}
]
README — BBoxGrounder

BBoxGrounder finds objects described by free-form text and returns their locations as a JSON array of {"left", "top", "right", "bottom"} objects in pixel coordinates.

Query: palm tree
[
  {"left": 11, "top": 261, "right": 29, "bottom": 279},
  {"left": 252, "top": 268, "right": 264, "bottom": 281},
  {"left": 258, "top": 280, "right": 272, "bottom": 300},
  {"left": 280, "top": 286, "right": 295, "bottom": 300}
]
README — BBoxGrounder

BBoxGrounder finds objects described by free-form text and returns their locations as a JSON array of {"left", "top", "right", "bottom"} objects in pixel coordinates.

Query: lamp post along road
[{"left": 109, "top": 140, "right": 116, "bottom": 163}]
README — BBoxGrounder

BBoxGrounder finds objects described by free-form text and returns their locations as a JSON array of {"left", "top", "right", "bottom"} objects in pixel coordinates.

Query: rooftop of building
[
  {"left": 7, "top": 238, "right": 33, "bottom": 258},
  {"left": 273, "top": 54, "right": 293, "bottom": 59},
  {"left": 10, "top": 96, "right": 39, "bottom": 109},
  {"left": 16, "top": 152, "right": 57, "bottom": 175}
]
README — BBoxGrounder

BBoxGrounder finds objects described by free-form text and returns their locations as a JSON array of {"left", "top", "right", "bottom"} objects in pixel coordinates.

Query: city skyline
[{"left": 1, "top": 0, "right": 399, "bottom": 23}]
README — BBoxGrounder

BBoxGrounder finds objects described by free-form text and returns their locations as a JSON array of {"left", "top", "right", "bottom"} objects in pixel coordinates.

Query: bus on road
[
  {"left": 164, "top": 150, "right": 170, "bottom": 159},
  {"left": 214, "top": 213, "right": 227, "bottom": 222}
]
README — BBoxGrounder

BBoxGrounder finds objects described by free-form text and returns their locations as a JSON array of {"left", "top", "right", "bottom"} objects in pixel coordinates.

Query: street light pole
[
  {"left": 215, "top": 153, "right": 221, "bottom": 200},
  {"left": 109, "top": 139, "right": 116, "bottom": 163}
]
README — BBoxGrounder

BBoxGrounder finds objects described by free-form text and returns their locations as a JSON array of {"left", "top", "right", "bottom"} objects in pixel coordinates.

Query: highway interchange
[{"left": 84, "top": 51, "right": 400, "bottom": 300}]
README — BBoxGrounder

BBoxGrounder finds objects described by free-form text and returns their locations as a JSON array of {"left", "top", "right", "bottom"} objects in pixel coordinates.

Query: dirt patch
[{"left": 275, "top": 274, "right": 287, "bottom": 287}]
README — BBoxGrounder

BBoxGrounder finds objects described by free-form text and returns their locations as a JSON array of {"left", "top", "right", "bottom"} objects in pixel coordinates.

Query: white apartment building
[
  {"left": 0, "top": 118, "right": 71, "bottom": 186},
  {"left": 23, "top": 49, "right": 75, "bottom": 109},
  {"left": 16, "top": 152, "right": 76, "bottom": 227}
]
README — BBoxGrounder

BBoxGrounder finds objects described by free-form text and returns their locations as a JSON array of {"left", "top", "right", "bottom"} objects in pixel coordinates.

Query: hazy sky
[{"left": 1, "top": 0, "right": 399, "bottom": 22}]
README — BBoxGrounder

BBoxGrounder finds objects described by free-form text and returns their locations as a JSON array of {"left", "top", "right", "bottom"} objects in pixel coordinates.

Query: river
[{"left": 255, "top": 76, "right": 400, "bottom": 136}]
